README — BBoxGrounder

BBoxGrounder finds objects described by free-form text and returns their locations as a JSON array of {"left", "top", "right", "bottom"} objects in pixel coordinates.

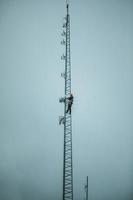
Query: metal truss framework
[{"left": 59, "top": 3, "right": 73, "bottom": 200}]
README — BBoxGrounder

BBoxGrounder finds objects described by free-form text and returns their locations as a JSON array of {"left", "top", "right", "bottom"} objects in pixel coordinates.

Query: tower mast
[
  {"left": 84, "top": 176, "right": 88, "bottom": 200},
  {"left": 59, "top": 1, "right": 73, "bottom": 200}
]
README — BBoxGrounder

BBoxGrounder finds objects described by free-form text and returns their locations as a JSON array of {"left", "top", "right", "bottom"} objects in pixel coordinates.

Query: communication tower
[{"left": 59, "top": 1, "right": 73, "bottom": 200}]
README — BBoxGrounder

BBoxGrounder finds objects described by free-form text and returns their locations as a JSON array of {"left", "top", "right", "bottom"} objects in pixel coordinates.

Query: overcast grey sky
[{"left": 0, "top": 0, "right": 133, "bottom": 200}]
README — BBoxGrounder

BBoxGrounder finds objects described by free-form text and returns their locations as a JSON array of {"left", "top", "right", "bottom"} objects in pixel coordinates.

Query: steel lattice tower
[{"left": 59, "top": 2, "right": 73, "bottom": 200}]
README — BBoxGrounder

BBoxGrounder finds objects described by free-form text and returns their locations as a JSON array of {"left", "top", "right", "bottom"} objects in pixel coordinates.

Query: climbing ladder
[{"left": 59, "top": 3, "right": 73, "bottom": 200}]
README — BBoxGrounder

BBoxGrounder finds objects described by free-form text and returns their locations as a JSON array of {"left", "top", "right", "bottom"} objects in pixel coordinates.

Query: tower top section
[
  {"left": 66, "top": 0, "right": 69, "bottom": 13},
  {"left": 66, "top": 0, "right": 69, "bottom": 5}
]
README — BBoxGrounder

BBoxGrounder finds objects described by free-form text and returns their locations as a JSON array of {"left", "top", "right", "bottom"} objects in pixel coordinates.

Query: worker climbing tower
[{"left": 59, "top": 1, "right": 73, "bottom": 200}]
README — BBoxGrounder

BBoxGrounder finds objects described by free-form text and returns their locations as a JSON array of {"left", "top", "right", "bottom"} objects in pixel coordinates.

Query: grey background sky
[{"left": 0, "top": 0, "right": 133, "bottom": 200}]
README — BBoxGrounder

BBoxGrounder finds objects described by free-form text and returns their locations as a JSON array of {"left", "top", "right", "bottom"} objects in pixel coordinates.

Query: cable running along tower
[{"left": 59, "top": 1, "right": 73, "bottom": 200}]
